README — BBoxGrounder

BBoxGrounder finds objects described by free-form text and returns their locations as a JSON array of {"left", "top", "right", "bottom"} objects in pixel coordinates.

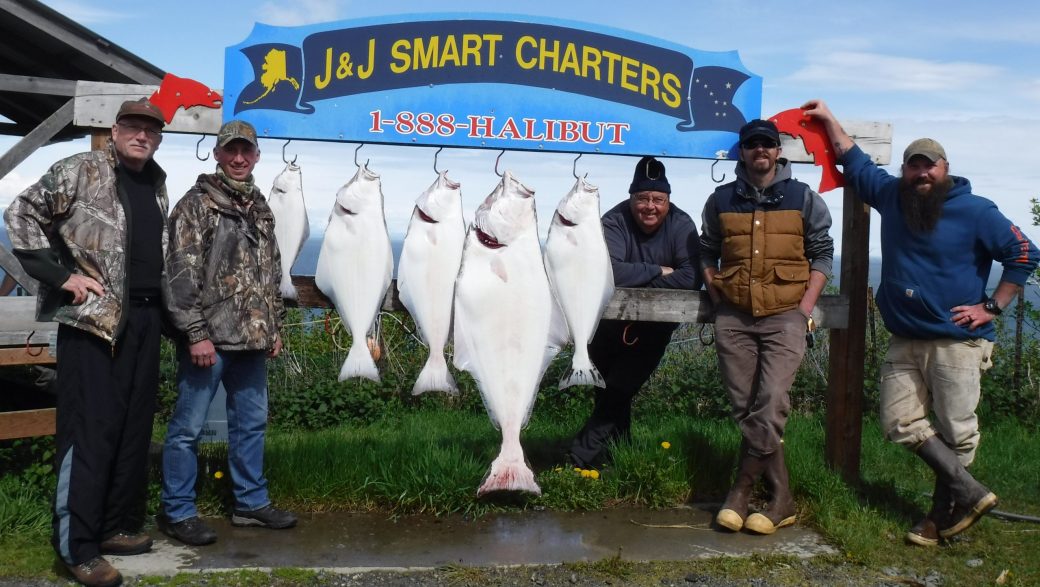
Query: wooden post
[
  {"left": 825, "top": 185, "right": 870, "bottom": 483},
  {"left": 91, "top": 128, "right": 108, "bottom": 151}
]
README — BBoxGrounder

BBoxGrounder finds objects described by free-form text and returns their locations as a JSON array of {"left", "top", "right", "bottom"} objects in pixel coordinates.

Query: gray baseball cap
[{"left": 903, "top": 138, "right": 946, "bottom": 163}]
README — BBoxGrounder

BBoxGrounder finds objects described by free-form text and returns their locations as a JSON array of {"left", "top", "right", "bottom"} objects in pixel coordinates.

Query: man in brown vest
[{"left": 700, "top": 119, "right": 834, "bottom": 535}]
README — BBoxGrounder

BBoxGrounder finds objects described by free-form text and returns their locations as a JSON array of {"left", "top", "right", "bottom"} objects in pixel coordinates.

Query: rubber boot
[
  {"left": 715, "top": 442, "right": 766, "bottom": 532},
  {"left": 906, "top": 477, "right": 952, "bottom": 547},
  {"left": 744, "top": 445, "right": 797, "bottom": 535},
  {"left": 914, "top": 436, "right": 997, "bottom": 539}
]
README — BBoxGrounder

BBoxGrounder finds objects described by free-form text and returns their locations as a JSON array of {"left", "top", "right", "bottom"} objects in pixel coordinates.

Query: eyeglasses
[
  {"left": 741, "top": 139, "right": 778, "bottom": 150},
  {"left": 117, "top": 122, "right": 162, "bottom": 138},
  {"left": 634, "top": 194, "right": 668, "bottom": 206}
]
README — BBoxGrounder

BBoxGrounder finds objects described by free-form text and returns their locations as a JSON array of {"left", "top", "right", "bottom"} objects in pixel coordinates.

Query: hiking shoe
[
  {"left": 64, "top": 556, "right": 122, "bottom": 587},
  {"left": 231, "top": 504, "right": 298, "bottom": 529},
  {"left": 157, "top": 514, "right": 217, "bottom": 546},
  {"left": 100, "top": 531, "right": 153, "bottom": 555}
]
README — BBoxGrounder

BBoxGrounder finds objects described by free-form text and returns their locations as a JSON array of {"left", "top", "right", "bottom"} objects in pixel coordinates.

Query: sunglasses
[{"left": 741, "top": 138, "right": 778, "bottom": 150}]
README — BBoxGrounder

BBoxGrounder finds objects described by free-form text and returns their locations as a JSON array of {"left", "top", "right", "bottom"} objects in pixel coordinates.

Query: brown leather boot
[
  {"left": 715, "top": 442, "right": 767, "bottom": 532},
  {"left": 906, "top": 478, "right": 952, "bottom": 547},
  {"left": 744, "top": 445, "right": 797, "bottom": 535},
  {"left": 914, "top": 436, "right": 997, "bottom": 539},
  {"left": 64, "top": 556, "right": 122, "bottom": 587},
  {"left": 100, "top": 531, "right": 153, "bottom": 555}
]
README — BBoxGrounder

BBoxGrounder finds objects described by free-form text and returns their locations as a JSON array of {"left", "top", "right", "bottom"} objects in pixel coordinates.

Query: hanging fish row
[{"left": 268, "top": 162, "right": 615, "bottom": 496}]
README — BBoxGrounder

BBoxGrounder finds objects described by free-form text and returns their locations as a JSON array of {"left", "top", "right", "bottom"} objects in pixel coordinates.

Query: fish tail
[
  {"left": 476, "top": 455, "right": 541, "bottom": 497},
  {"left": 558, "top": 350, "right": 605, "bottom": 389},
  {"left": 411, "top": 353, "right": 458, "bottom": 395},
  {"left": 339, "top": 340, "right": 380, "bottom": 382},
  {"left": 279, "top": 277, "right": 299, "bottom": 300}
]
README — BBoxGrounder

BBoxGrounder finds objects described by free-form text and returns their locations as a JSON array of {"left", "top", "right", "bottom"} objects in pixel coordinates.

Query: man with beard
[
  {"left": 700, "top": 119, "right": 833, "bottom": 535},
  {"left": 803, "top": 99, "right": 1038, "bottom": 546}
]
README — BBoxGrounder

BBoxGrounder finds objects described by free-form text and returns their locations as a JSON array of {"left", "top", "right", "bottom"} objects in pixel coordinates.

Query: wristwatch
[{"left": 983, "top": 297, "right": 1002, "bottom": 315}]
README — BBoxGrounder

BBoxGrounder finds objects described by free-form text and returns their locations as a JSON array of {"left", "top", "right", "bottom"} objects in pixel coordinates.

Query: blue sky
[{"left": 3, "top": 0, "right": 1040, "bottom": 259}]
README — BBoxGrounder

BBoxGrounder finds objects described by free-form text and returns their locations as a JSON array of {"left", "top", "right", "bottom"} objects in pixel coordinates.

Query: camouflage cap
[
  {"left": 903, "top": 138, "right": 947, "bottom": 163},
  {"left": 116, "top": 98, "right": 166, "bottom": 127},
  {"left": 217, "top": 120, "right": 258, "bottom": 148}
]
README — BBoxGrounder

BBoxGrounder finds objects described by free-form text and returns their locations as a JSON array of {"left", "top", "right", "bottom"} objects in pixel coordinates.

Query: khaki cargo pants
[{"left": 879, "top": 335, "right": 994, "bottom": 466}]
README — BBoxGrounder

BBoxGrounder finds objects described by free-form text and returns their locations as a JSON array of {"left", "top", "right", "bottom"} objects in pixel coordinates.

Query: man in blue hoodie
[{"left": 804, "top": 99, "right": 1039, "bottom": 547}]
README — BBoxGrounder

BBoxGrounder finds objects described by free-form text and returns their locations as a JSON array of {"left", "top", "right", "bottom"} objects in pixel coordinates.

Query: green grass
[{"left": 1, "top": 411, "right": 1038, "bottom": 584}]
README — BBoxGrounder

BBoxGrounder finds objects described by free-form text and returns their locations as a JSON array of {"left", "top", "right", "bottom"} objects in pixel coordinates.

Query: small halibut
[
  {"left": 268, "top": 162, "right": 309, "bottom": 300},
  {"left": 315, "top": 163, "right": 393, "bottom": 382},
  {"left": 544, "top": 177, "right": 614, "bottom": 388},
  {"left": 453, "top": 171, "right": 565, "bottom": 496},
  {"left": 397, "top": 171, "right": 466, "bottom": 395}
]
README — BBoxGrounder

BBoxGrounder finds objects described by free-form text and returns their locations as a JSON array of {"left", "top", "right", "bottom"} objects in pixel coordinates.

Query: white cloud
[
  {"left": 255, "top": 0, "right": 345, "bottom": 26},
  {"left": 786, "top": 51, "right": 1002, "bottom": 92},
  {"left": 0, "top": 170, "right": 31, "bottom": 210},
  {"left": 42, "top": 1, "right": 129, "bottom": 25}
]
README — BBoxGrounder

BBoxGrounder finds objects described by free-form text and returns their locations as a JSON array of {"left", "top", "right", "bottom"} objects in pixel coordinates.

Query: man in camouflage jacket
[
  {"left": 4, "top": 98, "right": 169, "bottom": 586},
  {"left": 158, "top": 119, "right": 296, "bottom": 547}
]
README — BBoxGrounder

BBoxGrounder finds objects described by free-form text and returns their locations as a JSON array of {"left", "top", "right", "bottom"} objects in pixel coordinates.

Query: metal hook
[
  {"left": 494, "top": 149, "right": 505, "bottom": 177},
  {"left": 282, "top": 140, "right": 297, "bottom": 165},
  {"left": 711, "top": 159, "right": 726, "bottom": 183},
  {"left": 434, "top": 146, "right": 444, "bottom": 175},
  {"left": 354, "top": 143, "right": 368, "bottom": 168},
  {"left": 572, "top": 153, "right": 587, "bottom": 179},
  {"left": 195, "top": 135, "right": 209, "bottom": 161}
]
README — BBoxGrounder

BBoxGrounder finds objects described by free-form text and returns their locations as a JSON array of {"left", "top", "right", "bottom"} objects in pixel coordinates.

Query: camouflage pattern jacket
[
  {"left": 165, "top": 173, "right": 284, "bottom": 351},
  {"left": 3, "top": 141, "right": 169, "bottom": 343}
]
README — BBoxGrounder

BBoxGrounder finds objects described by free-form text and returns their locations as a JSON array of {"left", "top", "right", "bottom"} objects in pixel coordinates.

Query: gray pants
[
  {"left": 879, "top": 335, "right": 993, "bottom": 466},
  {"left": 715, "top": 306, "right": 807, "bottom": 457}
]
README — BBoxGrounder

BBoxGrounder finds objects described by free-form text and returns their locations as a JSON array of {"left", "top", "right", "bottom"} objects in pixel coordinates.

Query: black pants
[
  {"left": 568, "top": 320, "right": 676, "bottom": 467},
  {"left": 51, "top": 300, "right": 161, "bottom": 565}
]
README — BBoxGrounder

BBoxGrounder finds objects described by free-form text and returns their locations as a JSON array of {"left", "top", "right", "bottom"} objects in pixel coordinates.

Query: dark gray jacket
[{"left": 601, "top": 200, "right": 702, "bottom": 290}]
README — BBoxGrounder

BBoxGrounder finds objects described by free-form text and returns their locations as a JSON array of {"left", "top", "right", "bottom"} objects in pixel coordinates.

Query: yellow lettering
[
  {"left": 516, "top": 36, "right": 536, "bottom": 69},
  {"left": 484, "top": 34, "right": 502, "bottom": 66},
  {"left": 600, "top": 50, "right": 621, "bottom": 84},
  {"left": 662, "top": 73, "right": 682, "bottom": 108},
  {"left": 390, "top": 39, "right": 410, "bottom": 74},
  {"left": 620, "top": 56, "right": 639, "bottom": 91},
  {"left": 358, "top": 38, "right": 376, "bottom": 79},
  {"left": 415, "top": 36, "right": 439, "bottom": 69},
  {"left": 539, "top": 38, "right": 560, "bottom": 71},
  {"left": 314, "top": 47, "right": 333, "bottom": 89},
  {"left": 559, "top": 42, "right": 580, "bottom": 76},
  {"left": 440, "top": 35, "right": 460, "bottom": 67},
  {"left": 581, "top": 45, "right": 602, "bottom": 80},
  {"left": 640, "top": 62, "right": 661, "bottom": 100},
  {"left": 462, "top": 34, "right": 482, "bottom": 66}
]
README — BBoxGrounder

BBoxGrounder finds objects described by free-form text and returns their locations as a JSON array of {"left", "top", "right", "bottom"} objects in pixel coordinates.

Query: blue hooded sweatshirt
[{"left": 842, "top": 145, "right": 1038, "bottom": 341}]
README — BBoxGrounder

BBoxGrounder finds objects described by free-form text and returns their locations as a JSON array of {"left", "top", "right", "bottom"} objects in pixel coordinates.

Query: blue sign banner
[{"left": 224, "top": 14, "right": 762, "bottom": 158}]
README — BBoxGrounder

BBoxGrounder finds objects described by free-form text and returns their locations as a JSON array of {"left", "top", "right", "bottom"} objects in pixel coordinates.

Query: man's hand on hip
[{"left": 61, "top": 274, "right": 104, "bottom": 305}]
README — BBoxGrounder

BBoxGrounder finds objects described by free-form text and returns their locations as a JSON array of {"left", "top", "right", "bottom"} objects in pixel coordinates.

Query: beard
[{"left": 899, "top": 177, "right": 952, "bottom": 234}]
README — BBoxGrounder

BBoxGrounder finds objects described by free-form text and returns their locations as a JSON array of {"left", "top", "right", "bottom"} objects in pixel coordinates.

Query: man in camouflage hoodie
[
  {"left": 4, "top": 98, "right": 169, "bottom": 587},
  {"left": 158, "top": 119, "right": 296, "bottom": 546}
]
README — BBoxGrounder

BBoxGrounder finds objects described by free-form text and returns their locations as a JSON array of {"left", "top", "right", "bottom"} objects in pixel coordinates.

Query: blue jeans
[{"left": 161, "top": 346, "right": 271, "bottom": 522}]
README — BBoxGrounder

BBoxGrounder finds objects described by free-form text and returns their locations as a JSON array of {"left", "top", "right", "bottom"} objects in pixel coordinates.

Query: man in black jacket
[{"left": 568, "top": 156, "right": 701, "bottom": 468}]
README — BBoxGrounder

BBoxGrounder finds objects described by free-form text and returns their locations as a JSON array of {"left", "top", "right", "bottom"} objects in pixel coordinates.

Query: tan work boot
[
  {"left": 744, "top": 445, "right": 797, "bottom": 535},
  {"left": 64, "top": 556, "right": 122, "bottom": 587},
  {"left": 914, "top": 436, "right": 998, "bottom": 540},
  {"left": 906, "top": 478, "right": 951, "bottom": 547},
  {"left": 715, "top": 442, "right": 767, "bottom": 532}
]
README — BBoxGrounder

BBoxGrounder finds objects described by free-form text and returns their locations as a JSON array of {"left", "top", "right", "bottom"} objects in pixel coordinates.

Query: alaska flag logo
[
  {"left": 235, "top": 43, "right": 312, "bottom": 114},
  {"left": 679, "top": 66, "right": 750, "bottom": 132}
]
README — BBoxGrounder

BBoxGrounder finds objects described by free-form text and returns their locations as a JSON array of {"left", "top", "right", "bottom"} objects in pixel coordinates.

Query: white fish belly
[
  {"left": 453, "top": 239, "right": 551, "bottom": 428},
  {"left": 272, "top": 197, "right": 309, "bottom": 299},
  {"left": 545, "top": 225, "right": 614, "bottom": 345},
  {"left": 398, "top": 218, "right": 464, "bottom": 358},
  {"left": 315, "top": 212, "right": 392, "bottom": 380}
]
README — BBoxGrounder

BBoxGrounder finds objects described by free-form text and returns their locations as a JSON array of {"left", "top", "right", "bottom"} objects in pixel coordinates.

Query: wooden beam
[
  {"left": 0, "top": 346, "right": 55, "bottom": 365},
  {"left": 781, "top": 121, "right": 892, "bottom": 166},
  {"left": 0, "top": 297, "right": 56, "bottom": 347},
  {"left": 75, "top": 81, "right": 223, "bottom": 135},
  {"left": 825, "top": 185, "right": 870, "bottom": 483},
  {"left": 0, "top": 97, "right": 73, "bottom": 182},
  {"left": 286, "top": 275, "right": 849, "bottom": 328},
  {"left": 0, "top": 73, "right": 77, "bottom": 96},
  {"left": 0, "top": 408, "right": 56, "bottom": 440},
  {"left": 91, "top": 128, "right": 109, "bottom": 151}
]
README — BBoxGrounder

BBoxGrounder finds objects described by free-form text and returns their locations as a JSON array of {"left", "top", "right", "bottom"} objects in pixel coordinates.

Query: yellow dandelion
[
  {"left": 661, "top": 441, "right": 671, "bottom": 450},
  {"left": 553, "top": 467, "right": 562, "bottom": 473},
  {"left": 214, "top": 470, "right": 224, "bottom": 479},
  {"left": 574, "top": 467, "right": 583, "bottom": 473},
  {"left": 589, "top": 470, "right": 600, "bottom": 480},
  {"left": 580, "top": 469, "right": 592, "bottom": 478}
]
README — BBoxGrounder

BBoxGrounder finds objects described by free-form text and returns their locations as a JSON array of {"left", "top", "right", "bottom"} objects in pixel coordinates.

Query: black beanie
[{"left": 629, "top": 156, "right": 671, "bottom": 194}]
